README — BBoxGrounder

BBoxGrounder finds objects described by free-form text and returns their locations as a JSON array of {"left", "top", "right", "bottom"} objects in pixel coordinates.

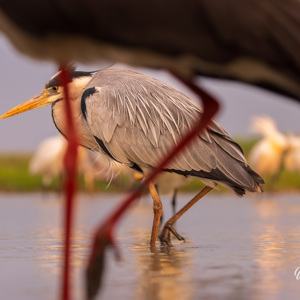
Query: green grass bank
[{"left": 0, "top": 138, "right": 299, "bottom": 193}]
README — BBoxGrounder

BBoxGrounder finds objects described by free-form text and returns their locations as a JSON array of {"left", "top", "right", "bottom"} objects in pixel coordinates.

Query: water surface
[{"left": 0, "top": 192, "right": 300, "bottom": 299}]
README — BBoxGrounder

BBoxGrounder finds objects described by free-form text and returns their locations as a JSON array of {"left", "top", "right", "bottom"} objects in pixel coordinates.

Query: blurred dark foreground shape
[{"left": 1, "top": 0, "right": 300, "bottom": 102}]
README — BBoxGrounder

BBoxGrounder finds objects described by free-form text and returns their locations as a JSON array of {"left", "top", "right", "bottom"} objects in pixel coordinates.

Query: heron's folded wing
[
  {"left": 81, "top": 84, "right": 219, "bottom": 173},
  {"left": 80, "top": 67, "right": 256, "bottom": 190}
]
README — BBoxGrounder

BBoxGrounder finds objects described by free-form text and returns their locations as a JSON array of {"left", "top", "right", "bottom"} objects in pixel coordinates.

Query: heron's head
[{"left": 0, "top": 70, "right": 96, "bottom": 119}]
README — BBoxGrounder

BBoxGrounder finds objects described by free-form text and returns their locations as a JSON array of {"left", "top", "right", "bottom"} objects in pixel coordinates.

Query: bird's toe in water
[
  {"left": 159, "top": 223, "right": 185, "bottom": 246},
  {"left": 168, "top": 226, "right": 185, "bottom": 242},
  {"left": 159, "top": 230, "right": 173, "bottom": 246}
]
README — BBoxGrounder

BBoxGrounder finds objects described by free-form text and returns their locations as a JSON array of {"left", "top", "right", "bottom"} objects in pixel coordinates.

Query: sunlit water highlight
[{"left": 0, "top": 192, "right": 300, "bottom": 299}]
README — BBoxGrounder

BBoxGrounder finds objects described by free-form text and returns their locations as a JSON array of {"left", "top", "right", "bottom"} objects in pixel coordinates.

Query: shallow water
[{"left": 0, "top": 192, "right": 300, "bottom": 299}]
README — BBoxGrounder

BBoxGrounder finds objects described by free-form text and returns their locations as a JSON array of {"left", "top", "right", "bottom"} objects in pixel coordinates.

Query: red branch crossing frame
[{"left": 59, "top": 66, "right": 79, "bottom": 300}]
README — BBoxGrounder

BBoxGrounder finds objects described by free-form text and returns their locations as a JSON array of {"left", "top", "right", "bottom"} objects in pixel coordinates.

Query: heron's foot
[{"left": 159, "top": 223, "right": 185, "bottom": 246}]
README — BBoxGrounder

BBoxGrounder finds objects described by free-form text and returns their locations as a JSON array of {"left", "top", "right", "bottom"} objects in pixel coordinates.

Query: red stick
[{"left": 59, "top": 66, "right": 78, "bottom": 300}]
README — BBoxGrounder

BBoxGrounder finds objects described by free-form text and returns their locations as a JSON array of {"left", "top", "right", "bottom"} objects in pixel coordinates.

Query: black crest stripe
[{"left": 45, "top": 70, "right": 96, "bottom": 89}]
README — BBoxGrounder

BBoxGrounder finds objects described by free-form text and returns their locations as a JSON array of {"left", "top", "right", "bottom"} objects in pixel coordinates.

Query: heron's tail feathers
[
  {"left": 246, "top": 166, "right": 264, "bottom": 192},
  {"left": 231, "top": 166, "right": 264, "bottom": 196}
]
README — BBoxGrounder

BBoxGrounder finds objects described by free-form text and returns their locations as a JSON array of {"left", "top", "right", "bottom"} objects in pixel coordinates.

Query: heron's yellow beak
[{"left": 0, "top": 91, "right": 52, "bottom": 119}]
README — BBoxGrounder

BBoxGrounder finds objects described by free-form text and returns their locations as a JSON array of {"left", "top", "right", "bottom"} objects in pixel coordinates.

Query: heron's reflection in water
[{"left": 130, "top": 235, "right": 195, "bottom": 300}]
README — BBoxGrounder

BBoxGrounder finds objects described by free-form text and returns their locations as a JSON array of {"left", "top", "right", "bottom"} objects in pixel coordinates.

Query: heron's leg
[
  {"left": 149, "top": 182, "right": 163, "bottom": 246},
  {"left": 160, "top": 188, "right": 177, "bottom": 226},
  {"left": 160, "top": 211, "right": 164, "bottom": 226},
  {"left": 171, "top": 188, "right": 178, "bottom": 215},
  {"left": 159, "top": 186, "right": 212, "bottom": 246},
  {"left": 155, "top": 185, "right": 165, "bottom": 225}
]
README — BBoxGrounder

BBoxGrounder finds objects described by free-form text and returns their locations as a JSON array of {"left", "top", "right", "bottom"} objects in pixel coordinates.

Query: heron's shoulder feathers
[{"left": 84, "top": 69, "right": 205, "bottom": 144}]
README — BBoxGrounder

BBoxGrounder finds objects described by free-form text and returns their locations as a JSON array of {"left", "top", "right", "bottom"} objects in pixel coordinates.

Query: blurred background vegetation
[{"left": 0, "top": 138, "right": 299, "bottom": 193}]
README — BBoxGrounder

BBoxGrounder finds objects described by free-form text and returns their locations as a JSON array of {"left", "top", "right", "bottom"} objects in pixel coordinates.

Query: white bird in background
[
  {"left": 284, "top": 135, "right": 300, "bottom": 173},
  {"left": 30, "top": 135, "right": 130, "bottom": 191},
  {"left": 249, "top": 116, "right": 288, "bottom": 177},
  {"left": 30, "top": 135, "right": 66, "bottom": 188}
]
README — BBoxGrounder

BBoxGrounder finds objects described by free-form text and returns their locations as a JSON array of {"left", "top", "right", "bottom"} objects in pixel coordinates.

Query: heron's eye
[{"left": 51, "top": 86, "right": 58, "bottom": 92}]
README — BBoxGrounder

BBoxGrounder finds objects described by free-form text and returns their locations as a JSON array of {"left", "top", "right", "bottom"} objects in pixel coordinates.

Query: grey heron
[{"left": 0, "top": 68, "right": 264, "bottom": 245}]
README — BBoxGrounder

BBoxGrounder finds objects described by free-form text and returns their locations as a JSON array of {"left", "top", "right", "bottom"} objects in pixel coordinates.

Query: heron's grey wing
[
  {"left": 81, "top": 85, "right": 216, "bottom": 172},
  {"left": 81, "top": 69, "right": 261, "bottom": 192}
]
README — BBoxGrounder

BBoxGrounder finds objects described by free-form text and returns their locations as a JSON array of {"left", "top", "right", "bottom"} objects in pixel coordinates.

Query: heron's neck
[
  {"left": 51, "top": 97, "right": 82, "bottom": 138},
  {"left": 51, "top": 95, "right": 98, "bottom": 151}
]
